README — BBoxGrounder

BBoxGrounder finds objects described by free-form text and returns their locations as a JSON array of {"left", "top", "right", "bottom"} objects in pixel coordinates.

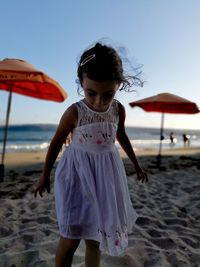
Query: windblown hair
[{"left": 77, "top": 42, "right": 143, "bottom": 92}]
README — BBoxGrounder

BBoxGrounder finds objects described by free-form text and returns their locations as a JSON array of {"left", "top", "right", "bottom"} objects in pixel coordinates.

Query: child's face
[{"left": 82, "top": 76, "right": 120, "bottom": 112}]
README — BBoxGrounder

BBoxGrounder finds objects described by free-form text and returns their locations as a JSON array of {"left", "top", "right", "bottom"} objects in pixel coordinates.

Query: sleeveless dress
[{"left": 54, "top": 99, "right": 138, "bottom": 256}]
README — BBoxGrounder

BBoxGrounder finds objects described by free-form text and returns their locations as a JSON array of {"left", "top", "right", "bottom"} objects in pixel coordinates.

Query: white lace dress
[{"left": 54, "top": 99, "right": 138, "bottom": 256}]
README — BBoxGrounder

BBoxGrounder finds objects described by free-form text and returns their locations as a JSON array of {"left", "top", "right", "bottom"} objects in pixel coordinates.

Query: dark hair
[{"left": 77, "top": 42, "right": 143, "bottom": 91}]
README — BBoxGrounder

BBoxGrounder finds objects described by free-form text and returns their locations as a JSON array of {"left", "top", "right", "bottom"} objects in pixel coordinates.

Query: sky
[{"left": 0, "top": 0, "right": 200, "bottom": 130}]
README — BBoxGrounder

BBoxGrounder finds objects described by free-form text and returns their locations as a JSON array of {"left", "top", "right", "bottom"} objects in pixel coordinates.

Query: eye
[
  {"left": 103, "top": 92, "right": 115, "bottom": 99},
  {"left": 88, "top": 92, "right": 97, "bottom": 96}
]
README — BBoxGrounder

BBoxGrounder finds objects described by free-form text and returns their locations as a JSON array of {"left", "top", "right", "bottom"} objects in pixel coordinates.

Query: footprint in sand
[
  {"left": 136, "top": 216, "right": 152, "bottom": 226},
  {"left": 164, "top": 218, "right": 188, "bottom": 227},
  {"left": 147, "top": 229, "right": 162, "bottom": 238},
  {"left": 0, "top": 225, "right": 13, "bottom": 237},
  {"left": 37, "top": 216, "right": 52, "bottom": 224},
  {"left": 149, "top": 237, "right": 176, "bottom": 250},
  {"left": 166, "top": 251, "right": 191, "bottom": 267},
  {"left": 181, "top": 237, "right": 200, "bottom": 249}
]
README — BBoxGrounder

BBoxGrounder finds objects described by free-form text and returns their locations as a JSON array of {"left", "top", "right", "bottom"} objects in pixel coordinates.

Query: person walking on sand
[
  {"left": 169, "top": 132, "right": 176, "bottom": 146},
  {"left": 34, "top": 42, "right": 148, "bottom": 267},
  {"left": 183, "top": 133, "right": 190, "bottom": 147}
]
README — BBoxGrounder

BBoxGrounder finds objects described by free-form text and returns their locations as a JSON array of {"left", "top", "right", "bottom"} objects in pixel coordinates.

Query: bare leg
[
  {"left": 85, "top": 240, "right": 101, "bottom": 267},
  {"left": 55, "top": 237, "right": 80, "bottom": 267}
]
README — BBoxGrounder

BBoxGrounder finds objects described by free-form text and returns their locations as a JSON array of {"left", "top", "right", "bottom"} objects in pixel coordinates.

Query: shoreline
[{"left": 2, "top": 145, "right": 200, "bottom": 173}]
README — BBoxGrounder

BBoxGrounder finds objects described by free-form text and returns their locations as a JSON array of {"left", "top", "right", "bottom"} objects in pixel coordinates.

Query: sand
[{"left": 0, "top": 147, "right": 200, "bottom": 267}]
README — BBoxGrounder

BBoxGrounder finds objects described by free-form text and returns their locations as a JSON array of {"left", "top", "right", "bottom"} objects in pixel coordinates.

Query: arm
[
  {"left": 34, "top": 104, "right": 78, "bottom": 197},
  {"left": 116, "top": 102, "right": 148, "bottom": 183}
]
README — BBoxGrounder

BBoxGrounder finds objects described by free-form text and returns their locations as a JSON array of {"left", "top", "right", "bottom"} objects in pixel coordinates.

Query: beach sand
[{"left": 0, "top": 147, "right": 200, "bottom": 267}]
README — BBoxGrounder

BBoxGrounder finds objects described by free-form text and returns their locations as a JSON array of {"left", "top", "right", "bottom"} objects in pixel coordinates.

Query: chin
[{"left": 94, "top": 106, "right": 108, "bottom": 112}]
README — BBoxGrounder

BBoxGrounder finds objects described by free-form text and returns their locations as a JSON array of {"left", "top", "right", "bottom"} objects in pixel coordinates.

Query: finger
[
  {"left": 47, "top": 185, "right": 50, "bottom": 194},
  {"left": 35, "top": 187, "right": 43, "bottom": 197},
  {"left": 139, "top": 175, "right": 143, "bottom": 183},
  {"left": 34, "top": 188, "right": 38, "bottom": 198},
  {"left": 146, "top": 174, "right": 148, "bottom": 182},
  {"left": 39, "top": 190, "right": 43, "bottom": 198},
  {"left": 141, "top": 173, "right": 147, "bottom": 183},
  {"left": 145, "top": 173, "right": 148, "bottom": 182}
]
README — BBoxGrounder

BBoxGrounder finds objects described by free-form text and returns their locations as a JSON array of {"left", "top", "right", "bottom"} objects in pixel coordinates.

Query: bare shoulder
[
  {"left": 61, "top": 103, "right": 78, "bottom": 127},
  {"left": 116, "top": 100, "right": 126, "bottom": 122},
  {"left": 55, "top": 104, "right": 78, "bottom": 140}
]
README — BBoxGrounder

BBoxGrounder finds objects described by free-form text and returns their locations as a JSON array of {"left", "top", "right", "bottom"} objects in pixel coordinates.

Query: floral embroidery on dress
[
  {"left": 98, "top": 131, "right": 111, "bottom": 142},
  {"left": 79, "top": 138, "right": 83, "bottom": 143},
  {"left": 98, "top": 225, "right": 128, "bottom": 251},
  {"left": 78, "top": 131, "right": 93, "bottom": 144},
  {"left": 77, "top": 129, "right": 114, "bottom": 145}
]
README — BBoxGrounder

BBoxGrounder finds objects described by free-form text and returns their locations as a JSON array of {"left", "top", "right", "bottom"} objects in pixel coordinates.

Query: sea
[{"left": 0, "top": 124, "right": 200, "bottom": 154}]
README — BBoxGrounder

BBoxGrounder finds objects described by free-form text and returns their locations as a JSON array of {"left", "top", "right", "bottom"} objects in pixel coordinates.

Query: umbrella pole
[
  {"left": 157, "top": 113, "right": 165, "bottom": 167},
  {"left": 0, "top": 89, "right": 12, "bottom": 181}
]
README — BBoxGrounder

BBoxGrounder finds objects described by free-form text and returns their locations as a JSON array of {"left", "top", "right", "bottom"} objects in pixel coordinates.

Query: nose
[{"left": 94, "top": 95, "right": 104, "bottom": 107}]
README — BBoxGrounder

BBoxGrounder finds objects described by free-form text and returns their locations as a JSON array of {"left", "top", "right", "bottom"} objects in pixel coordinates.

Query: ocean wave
[
  {"left": 0, "top": 142, "right": 50, "bottom": 153},
  {"left": 0, "top": 124, "right": 57, "bottom": 132},
  {"left": 0, "top": 137, "right": 51, "bottom": 142},
  {"left": 0, "top": 124, "right": 199, "bottom": 153}
]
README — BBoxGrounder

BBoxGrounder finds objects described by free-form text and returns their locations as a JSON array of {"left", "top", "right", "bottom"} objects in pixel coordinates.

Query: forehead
[{"left": 82, "top": 76, "right": 119, "bottom": 93}]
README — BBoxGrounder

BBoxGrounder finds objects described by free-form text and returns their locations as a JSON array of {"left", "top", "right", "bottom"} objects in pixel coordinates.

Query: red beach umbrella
[
  {"left": 129, "top": 92, "right": 200, "bottom": 165},
  {"left": 0, "top": 58, "right": 68, "bottom": 180}
]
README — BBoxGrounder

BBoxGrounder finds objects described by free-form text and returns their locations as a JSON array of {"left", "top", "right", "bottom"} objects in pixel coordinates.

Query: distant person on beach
[
  {"left": 183, "top": 133, "right": 190, "bottom": 147},
  {"left": 169, "top": 132, "right": 176, "bottom": 146},
  {"left": 34, "top": 42, "right": 148, "bottom": 267},
  {"left": 169, "top": 132, "right": 175, "bottom": 144}
]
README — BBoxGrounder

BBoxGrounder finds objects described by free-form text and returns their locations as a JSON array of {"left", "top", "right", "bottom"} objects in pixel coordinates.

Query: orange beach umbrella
[
  {"left": 129, "top": 92, "right": 199, "bottom": 114},
  {"left": 0, "top": 58, "right": 67, "bottom": 101},
  {"left": 0, "top": 58, "right": 68, "bottom": 180},
  {"left": 129, "top": 92, "right": 200, "bottom": 165}
]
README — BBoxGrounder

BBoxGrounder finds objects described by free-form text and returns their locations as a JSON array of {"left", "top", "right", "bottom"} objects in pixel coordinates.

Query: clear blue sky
[{"left": 1, "top": 0, "right": 200, "bottom": 129}]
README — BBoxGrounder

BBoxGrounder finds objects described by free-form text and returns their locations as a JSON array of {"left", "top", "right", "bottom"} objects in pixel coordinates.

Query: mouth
[{"left": 92, "top": 105, "right": 109, "bottom": 112}]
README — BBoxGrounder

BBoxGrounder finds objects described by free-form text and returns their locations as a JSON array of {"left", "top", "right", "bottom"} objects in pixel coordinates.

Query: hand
[
  {"left": 34, "top": 175, "right": 50, "bottom": 197},
  {"left": 135, "top": 166, "right": 148, "bottom": 183}
]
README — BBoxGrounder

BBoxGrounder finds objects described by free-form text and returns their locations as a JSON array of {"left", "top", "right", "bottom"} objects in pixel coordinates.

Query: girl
[{"left": 35, "top": 42, "right": 148, "bottom": 267}]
